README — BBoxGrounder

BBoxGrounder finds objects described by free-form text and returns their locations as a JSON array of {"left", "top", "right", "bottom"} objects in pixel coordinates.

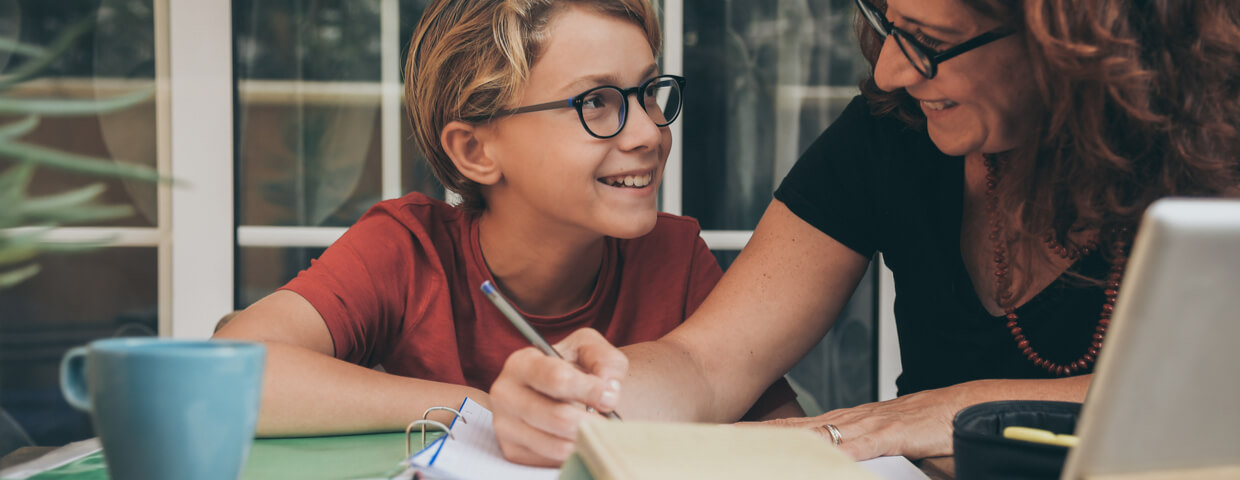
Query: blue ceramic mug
[{"left": 60, "top": 338, "right": 265, "bottom": 480}]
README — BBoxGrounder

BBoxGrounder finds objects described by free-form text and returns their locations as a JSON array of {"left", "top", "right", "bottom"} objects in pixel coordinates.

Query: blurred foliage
[{"left": 0, "top": 14, "right": 163, "bottom": 289}]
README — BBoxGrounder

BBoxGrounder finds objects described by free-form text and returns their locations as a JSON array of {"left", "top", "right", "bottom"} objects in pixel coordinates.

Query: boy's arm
[{"left": 213, "top": 290, "right": 488, "bottom": 436}]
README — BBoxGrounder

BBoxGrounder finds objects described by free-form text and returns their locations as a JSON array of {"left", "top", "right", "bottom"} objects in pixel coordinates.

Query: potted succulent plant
[{"left": 0, "top": 18, "right": 164, "bottom": 289}]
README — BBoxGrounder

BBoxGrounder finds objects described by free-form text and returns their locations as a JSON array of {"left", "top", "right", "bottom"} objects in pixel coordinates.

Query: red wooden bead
[
  {"left": 1018, "top": 340, "right": 1030, "bottom": 349},
  {"left": 1102, "top": 304, "right": 1114, "bottom": 313},
  {"left": 1088, "top": 347, "right": 1100, "bottom": 356},
  {"left": 1093, "top": 333, "right": 1105, "bottom": 341},
  {"left": 1083, "top": 354, "right": 1095, "bottom": 363},
  {"left": 1099, "top": 318, "right": 1111, "bottom": 327},
  {"left": 1022, "top": 347, "right": 1034, "bottom": 356},
  {"left": 1104, "top": 289, "right": 1118, "bottom": 297},
  {"left": 1006, "top": 320, "right": 1018, "bottom": 329},
  {"left": 1011, "top": 326, "right": 1022, "bottom": 335}
]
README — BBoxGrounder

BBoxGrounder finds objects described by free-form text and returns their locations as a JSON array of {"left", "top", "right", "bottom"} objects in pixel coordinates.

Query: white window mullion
[
  {"left": 3, "top": 227, "right": 162, "bottom": 247},
  {"left": 699, "top": 230, "right": 751, "bottom": 251},
  {"left": 661, "top": 0, "right": 683, "bottom": 216},
  {"left": 168, "top": 0, "right": 234, "bottom": 339},
  {"left": 155, "top": 0, "right": 173, "bottom": 336},
  {"left": 380, "top": 0, "right": 403, "bottom": 200},
  {"left": 237, "top": 226, "right": 345, "bottom": 248},
  {"left": 877, "top": 258, "right": 900, "bottom": 401}
]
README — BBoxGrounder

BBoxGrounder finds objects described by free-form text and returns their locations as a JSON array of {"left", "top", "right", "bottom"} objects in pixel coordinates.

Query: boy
[{"left": 215, "top": 0, "right": 798, "bottom": 436}]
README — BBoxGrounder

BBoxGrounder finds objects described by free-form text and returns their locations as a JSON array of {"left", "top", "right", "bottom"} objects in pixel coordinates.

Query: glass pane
[
  {"left": 401, "top": 103, "right": 445, "bottom": 201},
  {"left": 0, "top": 0, "right": 159, "bottom": 227},
  {"left": 0, "top": 248, "right": 158, "bottom": 446},
  {"left": 686, "top": 1, "right": 877, "bottom": 412},
  {"left": 237, "top": 246, "right": 326, "bottom": 307},
  {"left": 398, "top": 0, "right": 443, "bottom": 198},
  {"left": 235, "top": 0, "right": 384, "bottom": 227},
  {"left": 681, "top": 0, "right": 869, "bottom": 230},
  {"left": 235, "top": 0, "right": 445, "bottom": 228}
]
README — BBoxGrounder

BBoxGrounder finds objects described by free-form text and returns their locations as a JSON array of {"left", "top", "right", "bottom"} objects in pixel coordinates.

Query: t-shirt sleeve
[
  {"left": 684, "top": 230, "right": 723, "bottom": 317},
  {"left": 773, "top": 95, "right": 880, "bottom": 257},
  {"left": 279, "top": 208, "right": 413, "bottom": 366}
]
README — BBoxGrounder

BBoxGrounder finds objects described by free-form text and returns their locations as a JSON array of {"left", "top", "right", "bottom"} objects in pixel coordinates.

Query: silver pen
[{"left": 480, "top": 280, "right": 622, "bottom": 420}]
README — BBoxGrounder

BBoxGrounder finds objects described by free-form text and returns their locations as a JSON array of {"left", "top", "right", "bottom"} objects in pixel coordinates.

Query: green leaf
[
  {"left": 0, "top": 87, "right": 154, "bottom": 116},
  {"left": 0, "top": 38, "right": 46, "bottom": 57},
  {"left": 0, "top": 263, "right": 40, "bottom": 289},
  {"left": 23, "top": 204, "right": 134, "bottom": 225},
  {"left": 0, "top": 18, "right": 94, "bottom": 92},
  {"left": 0, "top": 116, "right": 39, "bottom": 140},
  {"left": 0, "top": 241, "right": 39, "bottom": 266},
  {"left": 0, "top": 163, "right": 35, "bottom": 202},
  {"left": 0, "top": 140, "right": 169, "bottom": 183},
  {"left": 0, "top": 227, "right": 46, "bottom": 265},
  {"left": 14, "top": 182, "right": 107, "bottom": 213}
]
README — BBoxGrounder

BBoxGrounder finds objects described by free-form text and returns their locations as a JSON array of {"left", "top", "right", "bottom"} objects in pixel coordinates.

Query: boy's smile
[
  {"left": 597, "top": 169, "right": 654, "bottom": 189},
  {"left": 479, "top": 4, "right": 671, "bottom": 242}
]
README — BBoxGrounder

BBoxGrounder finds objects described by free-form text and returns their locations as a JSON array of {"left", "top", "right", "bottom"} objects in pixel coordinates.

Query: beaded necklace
[{"left": 983, "top": 157, "right": 1128, "bottom": 376}]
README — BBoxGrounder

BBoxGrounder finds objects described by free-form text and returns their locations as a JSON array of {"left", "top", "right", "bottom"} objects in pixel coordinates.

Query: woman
[{"left": 488, "top": 0, "right": 1240, "bottom": 464}]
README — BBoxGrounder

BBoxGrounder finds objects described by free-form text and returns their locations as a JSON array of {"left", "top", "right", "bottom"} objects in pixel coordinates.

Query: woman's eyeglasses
[
  {"left": 468, "top": 74, "right": 685, "bottom": 139},
  {"left": 855, "top": 0, "right": 1014, "bottom": 79}
]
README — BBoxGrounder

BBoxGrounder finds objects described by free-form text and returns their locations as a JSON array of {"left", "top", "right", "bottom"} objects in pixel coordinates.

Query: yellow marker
[{"left": 1002, "top": 426, "right": 1080, "bottom": 448}]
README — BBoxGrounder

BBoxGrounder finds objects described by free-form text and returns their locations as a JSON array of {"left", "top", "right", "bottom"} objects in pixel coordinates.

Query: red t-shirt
[{"left": 282, "top": 193, "right": 793, "bottom": 417}]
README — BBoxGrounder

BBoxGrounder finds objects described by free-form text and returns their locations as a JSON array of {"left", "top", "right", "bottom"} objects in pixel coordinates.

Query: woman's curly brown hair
[{"left": 858, "top": 0, "right": 1240, "bottom": 287}]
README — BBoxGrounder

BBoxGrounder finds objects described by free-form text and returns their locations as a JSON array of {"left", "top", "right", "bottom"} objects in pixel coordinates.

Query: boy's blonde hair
[{"left": 406, "top": 0, "right": 662, "bottom": 214}]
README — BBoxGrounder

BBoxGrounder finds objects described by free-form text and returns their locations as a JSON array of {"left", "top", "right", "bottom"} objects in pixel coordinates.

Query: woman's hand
[
  {"left": 490, "top": 328, "right": 627, "bottom": 467},
  {"left": 755, "top": 383, "right": 975, "bottom": 460}
]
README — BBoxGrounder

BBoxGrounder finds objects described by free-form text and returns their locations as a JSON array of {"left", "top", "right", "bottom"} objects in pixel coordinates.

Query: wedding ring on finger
[{"left": 825, "top": 423, "right": 844, "bottom": 445}]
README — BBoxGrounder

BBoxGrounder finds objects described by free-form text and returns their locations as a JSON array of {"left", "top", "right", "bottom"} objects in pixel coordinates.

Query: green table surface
[{"left": 28, "top": 432, "right": 447, "bottom": 480}]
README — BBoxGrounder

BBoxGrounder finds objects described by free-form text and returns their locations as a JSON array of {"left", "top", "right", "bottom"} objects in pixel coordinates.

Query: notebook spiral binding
[{"left": 404, "top": 406, "right": 467, "bottom": 459}]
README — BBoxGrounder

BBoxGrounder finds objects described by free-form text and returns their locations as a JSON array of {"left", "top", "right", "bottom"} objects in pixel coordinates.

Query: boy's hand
[{"left": 491, "top": 328, "right": 627, "bottom": 466}]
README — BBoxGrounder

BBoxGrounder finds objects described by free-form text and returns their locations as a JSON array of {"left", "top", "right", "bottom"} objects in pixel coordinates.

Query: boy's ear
[{"left": 441, "top": 120, "right": 501, "bottom": 186}]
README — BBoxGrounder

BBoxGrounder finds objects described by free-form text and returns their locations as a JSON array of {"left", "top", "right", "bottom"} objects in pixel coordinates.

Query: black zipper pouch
[{"left": 952, "top": 400, "right": 1082, "bottom": 480}]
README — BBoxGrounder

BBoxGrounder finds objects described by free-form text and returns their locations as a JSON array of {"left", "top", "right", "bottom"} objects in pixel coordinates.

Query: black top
[{"left": 775, "top": 96, "right": 1108, "bottom": 396}]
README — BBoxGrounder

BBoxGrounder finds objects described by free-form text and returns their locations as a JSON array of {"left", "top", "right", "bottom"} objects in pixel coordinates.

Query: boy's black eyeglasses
[
  {"left": 855, "top": 0, "right": 1014, "bottom": 79},
  {"left": 467, "top": 74, "right": 685, "bottom": 139}
]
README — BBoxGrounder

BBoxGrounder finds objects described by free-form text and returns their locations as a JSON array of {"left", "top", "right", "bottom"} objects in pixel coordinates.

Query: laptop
[{"left": 1060, "top": 198, "right": 1240, "bottom": 479}]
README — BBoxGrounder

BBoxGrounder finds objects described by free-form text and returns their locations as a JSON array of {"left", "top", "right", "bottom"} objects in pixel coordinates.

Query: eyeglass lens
[
  {"left": 856, "top": 0, "right": 934, "bottom": 77},
  {"left": 892, "top": 35, "right": 934, "bottom": 76},
  {"left": 580, "top": 76, "right": 682, "bottom": 138}
]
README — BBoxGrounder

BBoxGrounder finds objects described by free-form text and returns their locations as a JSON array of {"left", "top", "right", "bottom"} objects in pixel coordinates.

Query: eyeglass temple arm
[
  {"left": 493, "top": 98, "right": 576, "bottom": 117},
  {"left": 930, "top": 29, "right": 1015, "bottom": 63}
]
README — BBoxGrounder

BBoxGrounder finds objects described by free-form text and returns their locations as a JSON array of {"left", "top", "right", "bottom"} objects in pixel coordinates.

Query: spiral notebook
[
  {"left": 399, "top": 397, "right": 560, "bottom": 480},
  {"left": 396, "top": 396, "right": 925, "bottom": 480}
]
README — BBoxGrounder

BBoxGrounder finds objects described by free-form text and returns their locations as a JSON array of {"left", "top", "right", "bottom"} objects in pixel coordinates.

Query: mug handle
[{"left": 60, "top": 346, "right": 92, "bottom": 412}]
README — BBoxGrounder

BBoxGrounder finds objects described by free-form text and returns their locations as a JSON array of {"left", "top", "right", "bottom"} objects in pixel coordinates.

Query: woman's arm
[
  {"left": 490, "top": 199, "right": 871, "bottom": 464},
  {"left": 213, "top": 290, "right": 487, "bottom": 436},
  {"left": 761, "top": 375, "right": 1093, "bottom": 460}
]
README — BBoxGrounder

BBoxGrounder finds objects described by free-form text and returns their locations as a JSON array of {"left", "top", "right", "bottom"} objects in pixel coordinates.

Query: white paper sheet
[
  {"left": 398, "top": 397, "right": 929, "bottom": 480},
  {"left": 860, "top": 455, "right": 931, "bottom": 480},
  {"left": 0, "top": 438, "right": 101, "bottom": 480},
  {"left": 401, "top": 398, "right": 559, "bottom": 480}
]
